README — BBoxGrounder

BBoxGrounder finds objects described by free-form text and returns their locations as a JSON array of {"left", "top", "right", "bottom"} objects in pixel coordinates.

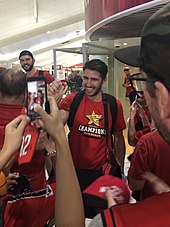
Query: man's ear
[
  {"left": 154, "top": 81, "right": 170, "bottom": 119},
  {"left": 102, "top": 77, "right": 107, "bottom": 85}
]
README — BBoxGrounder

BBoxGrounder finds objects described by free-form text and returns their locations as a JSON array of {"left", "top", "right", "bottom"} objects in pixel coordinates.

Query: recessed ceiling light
[
  {"left": 46, "top": 31, "right": 51, "bottom": 34},
  {"left": 123, "top": 42, "right": 127, "bottom": 46}
]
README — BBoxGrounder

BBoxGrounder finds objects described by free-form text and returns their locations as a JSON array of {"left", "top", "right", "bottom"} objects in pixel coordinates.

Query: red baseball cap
[{"left": 83, "top": 175, "right": 130, "bottom": 209}]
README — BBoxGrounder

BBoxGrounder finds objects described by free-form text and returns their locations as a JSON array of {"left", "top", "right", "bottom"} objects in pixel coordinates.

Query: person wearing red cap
[
  {"left": 122, "top": 67, "right": 135, "bottom": 104},
  {"left": 19, "top": 50, "right": 53, "bottom": 84},
  {"left": 83, "top": 175, "right": 130, "bottom": 211}
]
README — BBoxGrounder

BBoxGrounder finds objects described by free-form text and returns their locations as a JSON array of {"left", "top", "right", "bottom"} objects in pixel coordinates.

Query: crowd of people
[{"left": 1, "top": 3, "right": 170, "bottom": 226}]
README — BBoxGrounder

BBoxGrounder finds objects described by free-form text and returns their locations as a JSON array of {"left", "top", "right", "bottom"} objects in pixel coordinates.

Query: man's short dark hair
[
  {"left": 0, "top": 68, "right": 26, "bottom": 97},
  {"left": 19, "top": 50, "right": 34, "bottom": 59},
  {"left": 83, "top": 59, "right": 108, "bottom": 80}
]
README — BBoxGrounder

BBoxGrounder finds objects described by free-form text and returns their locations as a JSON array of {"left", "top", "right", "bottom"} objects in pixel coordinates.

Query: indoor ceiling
[
  {"left": 86, "top": 0, "right": 170, "bottom": 42},
  {"left": 0, "top": 0, "right": 85, "bottom": 69},
  {"left": 0, "top": 0, "right": 169, "bottom": 71}
]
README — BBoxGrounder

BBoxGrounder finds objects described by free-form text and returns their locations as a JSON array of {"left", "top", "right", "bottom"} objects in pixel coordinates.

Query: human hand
[
  {"left": 6, "top": 172, "right": 19, "bottom": 189},
  {"left": 130, "top": 101, "right": 137, "bottom": 117},
  {"left": 3, "top": 115, "right": 30, "bottom": 155},
  {"left": 44, "top": 136, "right": 56, "bottom": 156},
  {"left": 48, "top": 79, "right": 68, "bottom": 104},
  {"left": 36, "top": 131, "right": 56, "bottom": 155},
  {"left": 136, "top": 102, "right": 145, "bottom": 118},
  {"left": 143, "top": 172, "right": 170, "bottom": 194},
  {"left": 34, "top": 96, "right": 64, "bottom": 141},
  {"left": 105, "top": 187, "right": 117, "bottom": 208}
]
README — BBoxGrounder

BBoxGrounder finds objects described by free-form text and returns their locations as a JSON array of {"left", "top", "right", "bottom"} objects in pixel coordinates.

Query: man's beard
[
  {"left": 154, "top": 118, "right": 170, "bottom": 144},
  {"left": 91, "top": 85, "right": 102, "bottom": 97},
  {"left": 24, "top": 62, "right": 34, "bottom": 72},
  {"left": 85, "top": 83, "right": 103, "bottom": 97}
]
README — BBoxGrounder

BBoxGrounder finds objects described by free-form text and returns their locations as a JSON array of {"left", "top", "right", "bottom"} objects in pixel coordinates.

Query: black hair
[
  {"left": 37, "top": 89, "right": 43, "bottom": 94},
  {"left": 83, "top": 59, "right": 108, "bottom": 80},
  {"left": 0, "top": 68, "right": 26, "bottom": 97},
  {"left": 19, "top": 50, "right": 34, "bottom": 59}
]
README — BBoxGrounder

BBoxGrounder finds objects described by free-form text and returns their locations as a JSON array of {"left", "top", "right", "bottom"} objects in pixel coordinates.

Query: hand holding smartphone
[{"left": 26, "top": 77, "right": 50, "bottom": 120}]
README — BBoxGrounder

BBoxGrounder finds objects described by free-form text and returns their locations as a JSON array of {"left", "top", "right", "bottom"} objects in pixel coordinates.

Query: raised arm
[
  {"left": 34, "top": 96, "right": 84, "bottom": 227},
  {"left": 113, "top": 131, "right": 126, "bottom": 174},
  {"left": 128, "top": 101, "right": 138, "bottom": 146},
  {"left": 0, "top": 115, "right": 29, "bottom": 171}
]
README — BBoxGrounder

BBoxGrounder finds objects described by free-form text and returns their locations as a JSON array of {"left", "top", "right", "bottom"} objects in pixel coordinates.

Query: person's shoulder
[
  {"left": 64, "top": 92, "right": 78, "bottom": 100},
  {"left": 59, "top": 92, "right": 78, "bottom": 110},
  {"left": 42, "top": 71, "right": 53, "bottom": 84},
  {"left": 43, "top": 70, "right": 52, "bottom": 76},
  {"left": 60, "top": 92, "right": 78, "bottom": 104},
  {"left": 139, "top": 130, "right": 158, "bottom": 142},
  {"left": 136, "top": 130, "right": 159, "bottom": 148}
]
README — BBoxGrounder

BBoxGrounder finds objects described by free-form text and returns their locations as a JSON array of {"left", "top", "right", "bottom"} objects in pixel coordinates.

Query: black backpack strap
[
  {"left": 103, "top": 93, "right": 117, "bottom": 133},
  {"left": 67, "top": 90, "right": 85, "bottom": 129},
  {"left": 38, "top": 70, "right": 45, "bottom": 78},
  {"left": 101, "top": 208, "right": 116, "bottom": 227}
]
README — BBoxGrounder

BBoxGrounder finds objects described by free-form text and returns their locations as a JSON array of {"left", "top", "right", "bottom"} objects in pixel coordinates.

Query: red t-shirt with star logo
[{"left": 59, "top": 92, "right": 126, "bottom": 170}]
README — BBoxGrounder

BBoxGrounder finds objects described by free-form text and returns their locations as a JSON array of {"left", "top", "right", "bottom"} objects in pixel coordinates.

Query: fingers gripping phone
[{"left": 26, "top": 77, "right": 50, "bottom": 120}]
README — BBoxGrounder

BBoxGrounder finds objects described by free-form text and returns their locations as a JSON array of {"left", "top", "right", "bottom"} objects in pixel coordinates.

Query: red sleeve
[
  {"left": 58, "top": 92, "right": 77, "bottom": 111},
  {"left": 113, "top": 99, "right": 126, "bottom": 132},
  {"left": 128, "top": 133, "right": 152, "bottom": 180}
]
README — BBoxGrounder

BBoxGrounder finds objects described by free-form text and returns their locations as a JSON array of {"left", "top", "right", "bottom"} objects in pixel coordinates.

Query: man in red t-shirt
[
  {"left": 89, "top": 4, "right": 170, "bottom": 226},
  {"left": 0, "top": 68, "right": 46, "bottom": 191},
  {"left": 19, "top": 50, "right": 53, "bottom": 84},
  {"left": 57, "top": 59, "right": 126, "bottom": 217},
  {"left": 122, "top": 67, "right": 133, "bottom": 98},
  {"left": 59, "top": 59, "right": 126, "bottom": 182},
  {"left": 0, "top": 96, "right": 84, "bottom": 227},
  {"left": 128, "top": 130, "right": 170, "bottom": 200},
  {"left": 19, "top": 50, "right": 55, "bottom": 179}
]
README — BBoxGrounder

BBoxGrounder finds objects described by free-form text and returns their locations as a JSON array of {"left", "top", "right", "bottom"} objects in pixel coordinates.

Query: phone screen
[{"left": 26, "top": 78, "right": 47, "bottom": 120}]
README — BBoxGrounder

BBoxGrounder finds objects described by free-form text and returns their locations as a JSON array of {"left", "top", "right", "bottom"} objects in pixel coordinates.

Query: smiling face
[
  {"left": 19, "top": 55, "right": 35, "bottom": 72},
  {"left": 82, "top": 69, "right": 106, "bottom": 100}
]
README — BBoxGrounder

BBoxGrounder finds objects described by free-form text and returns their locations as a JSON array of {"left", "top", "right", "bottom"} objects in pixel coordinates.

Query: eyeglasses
[{"left": 129, "top": 73, "right": 156, "bottom": 93}]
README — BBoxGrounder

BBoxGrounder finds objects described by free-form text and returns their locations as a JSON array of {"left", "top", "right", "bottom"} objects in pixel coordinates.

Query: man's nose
[{"left": 86, "top": 78, "right": 92, "bottom": 86}]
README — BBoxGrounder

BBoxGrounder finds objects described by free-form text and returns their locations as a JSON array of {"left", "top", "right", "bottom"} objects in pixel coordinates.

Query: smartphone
[{"left": 26, "top": 77, "right": 49, "bottom": 120}]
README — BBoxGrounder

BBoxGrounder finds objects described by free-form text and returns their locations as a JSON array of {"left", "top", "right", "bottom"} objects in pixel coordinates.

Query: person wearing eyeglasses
[{"left": 89, "top": 3, "right": 170, "bottom": 226}]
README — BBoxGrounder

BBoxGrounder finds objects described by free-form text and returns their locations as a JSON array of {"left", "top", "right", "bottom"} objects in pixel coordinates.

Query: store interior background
[{"left": 0, "top": 0, "right": 169, "bottom": 155}]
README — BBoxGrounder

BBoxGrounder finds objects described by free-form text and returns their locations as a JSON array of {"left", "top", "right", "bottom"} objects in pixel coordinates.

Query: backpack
[
  {"left": 38, "top": 70, "right": 45, "bottom": 77},
  {"left": 67, "top": 90, "right": 118, "bottom": 133}
]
